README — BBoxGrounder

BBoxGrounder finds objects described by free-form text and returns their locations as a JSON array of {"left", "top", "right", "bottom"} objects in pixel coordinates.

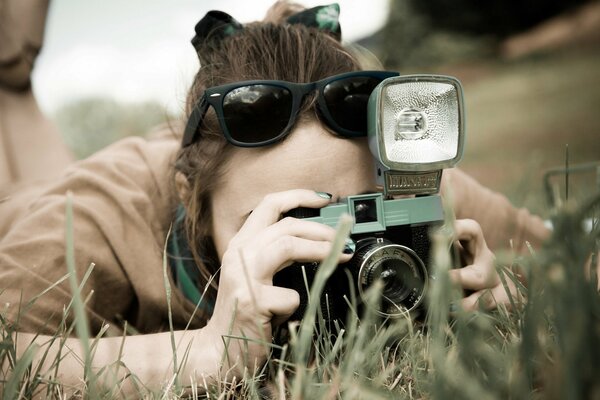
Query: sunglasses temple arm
[{"left": 182, "top": 97, "right": 210, "bottom": 147}]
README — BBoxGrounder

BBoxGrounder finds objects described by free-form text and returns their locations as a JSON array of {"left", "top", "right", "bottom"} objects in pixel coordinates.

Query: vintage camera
[{"left": 273, "top": 75, "right": 465, "bottom": 325}]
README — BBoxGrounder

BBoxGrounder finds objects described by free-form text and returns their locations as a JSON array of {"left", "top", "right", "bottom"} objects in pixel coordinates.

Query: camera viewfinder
[{"left": 353, "top": 199, "right": 378, "bottom": 223}]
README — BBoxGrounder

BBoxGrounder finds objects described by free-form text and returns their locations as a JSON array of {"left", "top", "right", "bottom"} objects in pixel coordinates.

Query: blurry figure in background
[{"left": 0, "top": 0, "right": 73, "bottom": 191}]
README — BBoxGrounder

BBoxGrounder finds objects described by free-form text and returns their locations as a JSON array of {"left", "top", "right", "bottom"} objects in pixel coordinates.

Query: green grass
[
  {"left": 3, "top": 45, "right": 600, "bottom": 400},
  {"left": 1, "top": 189, "right": 599, "bottom": 399}
]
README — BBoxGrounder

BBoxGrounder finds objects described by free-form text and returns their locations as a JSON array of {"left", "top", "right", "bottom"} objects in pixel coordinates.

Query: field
[
  {"left": 450, "top": 47, "right": 600, "bottom": 215},
  {"left": 2, "top": 43, "right": 599, "bottom": 399}
]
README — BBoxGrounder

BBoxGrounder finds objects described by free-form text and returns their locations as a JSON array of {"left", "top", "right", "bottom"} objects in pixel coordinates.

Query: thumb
[{"left": 263, "top": 285, "right": 301, "bottom": 326}]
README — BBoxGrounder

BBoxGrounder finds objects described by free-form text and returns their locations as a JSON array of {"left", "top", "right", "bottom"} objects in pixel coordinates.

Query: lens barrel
[{"left": 354, "top": 237, "right": 428, "bottom": 317}]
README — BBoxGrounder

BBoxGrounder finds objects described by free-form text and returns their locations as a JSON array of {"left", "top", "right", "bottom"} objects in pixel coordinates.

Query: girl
[{"left": 0, "top": 1, "right": 548, "bottom": 395}]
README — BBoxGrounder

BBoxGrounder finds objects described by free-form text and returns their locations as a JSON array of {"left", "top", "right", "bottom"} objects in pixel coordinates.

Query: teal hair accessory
[
  {"left": 286, "top": 3, "right": 341, "bottom": 41},
  {"left": 191, "top": 3, "right": 342, "bottom": 53},
  {"left": 191, "top": 10, "right": 244, "bottom": 53}
]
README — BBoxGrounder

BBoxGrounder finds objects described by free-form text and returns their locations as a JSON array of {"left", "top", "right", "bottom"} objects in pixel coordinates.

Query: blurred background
[{"left": 31, "top": 0, "right": 600, "bottom": 215}]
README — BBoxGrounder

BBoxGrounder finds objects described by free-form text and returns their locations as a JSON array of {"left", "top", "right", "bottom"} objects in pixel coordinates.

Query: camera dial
[{"left": 355, "top": 237, "right": 428, "bottom": 317}]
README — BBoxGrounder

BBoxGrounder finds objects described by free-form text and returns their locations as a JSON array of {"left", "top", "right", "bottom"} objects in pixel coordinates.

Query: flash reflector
[{"left": 368, "top": 75, "right": 465, "bottom": 173}]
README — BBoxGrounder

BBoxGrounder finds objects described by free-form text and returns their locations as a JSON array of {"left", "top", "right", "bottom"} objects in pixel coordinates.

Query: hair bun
[{"left": 263, "top": 0, "right": 307, "bottom": 24}]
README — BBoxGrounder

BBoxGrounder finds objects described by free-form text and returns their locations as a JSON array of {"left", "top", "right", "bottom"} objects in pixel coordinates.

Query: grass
[
  {"left": 1, "top": 187, "right": 599, "bottom": 399},
  {"left": 2, "top": 44, "right": 599, "bottom": 400}
]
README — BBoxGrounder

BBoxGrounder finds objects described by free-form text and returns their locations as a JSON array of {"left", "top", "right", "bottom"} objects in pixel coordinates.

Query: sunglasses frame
[{"left": 182, "top": 70, "right": 399, "bottom": 147}]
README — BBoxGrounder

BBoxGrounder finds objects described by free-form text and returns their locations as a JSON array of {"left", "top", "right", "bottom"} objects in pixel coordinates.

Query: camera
[{"left": 273, "top": 75, "right": 465, "bottom": 326}]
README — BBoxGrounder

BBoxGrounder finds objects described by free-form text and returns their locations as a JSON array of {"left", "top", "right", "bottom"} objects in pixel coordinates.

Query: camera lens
[
  {"left": 378, "top": 259, "right": 420, "bottom": 304},
  {"left": 355, "top": 238, "right": 427, "bottom": 317}
]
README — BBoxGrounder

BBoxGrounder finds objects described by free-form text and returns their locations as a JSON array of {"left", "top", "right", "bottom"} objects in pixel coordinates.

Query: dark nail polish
[
  {"left": 343, "top": 238, "right": 356, "bottom": 254},
  {"left": 449, "top": 303, "right": 457, "bottom": 313}
]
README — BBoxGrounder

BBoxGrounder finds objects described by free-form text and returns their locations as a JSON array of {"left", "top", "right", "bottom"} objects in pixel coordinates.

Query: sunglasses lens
[
  {"left": 323, "top": 76, "right": 382, "bottom": 134},
  {"left": 223, "top": 85, "right": 293, "bottom": 144}
]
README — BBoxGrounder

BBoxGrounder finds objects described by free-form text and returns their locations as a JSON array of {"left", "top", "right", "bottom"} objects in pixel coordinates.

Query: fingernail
[
  {"left": 315, "top": 191, "right": 332, "bottom": 199},
  {"left": 343, "top": 238, "right": 356, "bottom": 254},
  {"left": 449, "top": 302, "right": 457, "bottom": 313}
]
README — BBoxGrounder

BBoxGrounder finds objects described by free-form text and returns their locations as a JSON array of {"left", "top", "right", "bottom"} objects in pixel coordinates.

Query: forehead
[{"left": 212, "top": 121, "right": 377, "bottom": 214}]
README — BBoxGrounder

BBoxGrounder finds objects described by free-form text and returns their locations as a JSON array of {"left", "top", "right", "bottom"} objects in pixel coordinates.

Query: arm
[
  {"left": 4, "top": 189, "right": 347, "bottom": 394},
  {"left": 1, "top": 136, "right": 223, "bottom": 395},
  {"left": 0, "top": 136, "right": 187, "bottom": 334},
  {"left": 11, "top": 328, "right": 221, "bottom": 397},
  {"left": 442, "top": 168, "right": 550, "bottom": 252}
]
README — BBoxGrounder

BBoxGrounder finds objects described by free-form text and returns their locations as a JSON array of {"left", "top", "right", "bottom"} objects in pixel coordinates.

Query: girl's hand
[
  {"left": 204, "top": 189, "right": 352, "bottom": 372},
  {"left": 449, "top": 219, "right": 521, "bottom": 311}
]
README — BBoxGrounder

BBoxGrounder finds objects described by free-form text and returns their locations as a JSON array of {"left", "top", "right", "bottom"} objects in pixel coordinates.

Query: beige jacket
[
  {"left": 0, "top": 132, "right": 199, "bottom": 335},
  {"left": 0, "top": 133, "right": 550, "bottom": 335}
]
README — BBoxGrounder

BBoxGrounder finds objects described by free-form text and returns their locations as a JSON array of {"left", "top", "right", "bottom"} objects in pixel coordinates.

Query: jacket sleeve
[
  {"left": 0, "top": 134, "right": 196, "bottom": 335},
  {"left": 441, "top": 168, "right": 550, "bottom": 253}
]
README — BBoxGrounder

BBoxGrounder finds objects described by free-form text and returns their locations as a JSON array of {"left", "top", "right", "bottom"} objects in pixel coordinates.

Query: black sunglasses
[{"left": 182, "top": 70, "right": 399, "bottom": 147}]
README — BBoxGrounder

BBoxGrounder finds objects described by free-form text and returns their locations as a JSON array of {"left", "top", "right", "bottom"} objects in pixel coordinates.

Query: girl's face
[{"left": 209, "top": 120, "right": 377, "bottom": 259}]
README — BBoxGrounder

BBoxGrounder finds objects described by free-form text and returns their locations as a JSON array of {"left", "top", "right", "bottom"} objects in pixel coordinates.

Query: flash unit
[{"left": 368, "top": 75, "right": 466, "bottom": 195}]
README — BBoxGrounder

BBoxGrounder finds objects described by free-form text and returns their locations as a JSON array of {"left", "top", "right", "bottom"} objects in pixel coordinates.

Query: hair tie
[
  {"left": 191, "top": 10, "right": 243, "bottom": 53},
  {"left": 286, "top": 3, "right": 341, "bottom": 41}
]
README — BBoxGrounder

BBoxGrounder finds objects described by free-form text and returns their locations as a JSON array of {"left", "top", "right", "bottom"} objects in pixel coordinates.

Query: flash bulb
[{"left": 396, "top": 108, "right": 428, "bottom": 140}]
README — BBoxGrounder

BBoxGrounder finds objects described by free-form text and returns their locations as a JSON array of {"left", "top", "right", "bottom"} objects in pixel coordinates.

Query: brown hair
[{"left": 174, "top": 1, "right": 360, "bottom": 295}]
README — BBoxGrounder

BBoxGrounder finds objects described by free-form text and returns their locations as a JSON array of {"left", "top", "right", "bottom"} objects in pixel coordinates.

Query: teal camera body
[
  {"left": 274, "top": 193, "right": 444, "bottom": 324},
  {"left": 273, "top": 75, "right": 465, "bottom": 329}
]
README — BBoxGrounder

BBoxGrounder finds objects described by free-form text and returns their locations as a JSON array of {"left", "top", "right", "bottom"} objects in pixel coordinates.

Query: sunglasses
[{"left": 182, "top": 70, "right": 399, "bottom": 147}]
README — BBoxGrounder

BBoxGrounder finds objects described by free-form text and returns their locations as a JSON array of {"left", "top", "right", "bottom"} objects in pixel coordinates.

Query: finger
[
  {"left": 243, "top": 235, "right": 352, "bottom": 280},
  {"left": 449, "top": 261, "right": 498, "bottom": 291},
  {"left": 460, "top": 279, "right": 521, "bottom": 312},
  {"left": 460, "top": 289, "right": 498, "bottom": 311},
  {"left": 238, "top": 190, "right": 332, "bottom": 237},
  {"left": 258, "top": 217, "right": 339, "bottom": 245},
  {"left": 259, "top": 285, "right": 301, "bottom": 323},
  {"left": 453, "top": 219, "right": 486, "bottom": 256},
  {"left": 452, "top": 240, "right": 472, "bottom": 266}
]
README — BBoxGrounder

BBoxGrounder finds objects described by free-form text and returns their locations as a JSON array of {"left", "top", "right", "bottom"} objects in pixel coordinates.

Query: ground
[{"left": 390, "top": 2, "right": 600, "bottom": 217}]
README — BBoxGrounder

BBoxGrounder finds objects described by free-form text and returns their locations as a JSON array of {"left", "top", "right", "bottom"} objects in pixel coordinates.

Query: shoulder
[
  {"left": 0, "top": 130, "right": 186, "bottom": 333},
  {"left": 0, "top": 128, "right": 182, "bottom": 237},
  {"left": 80, "top": 126, "right": 180, "bottom": 170}
]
